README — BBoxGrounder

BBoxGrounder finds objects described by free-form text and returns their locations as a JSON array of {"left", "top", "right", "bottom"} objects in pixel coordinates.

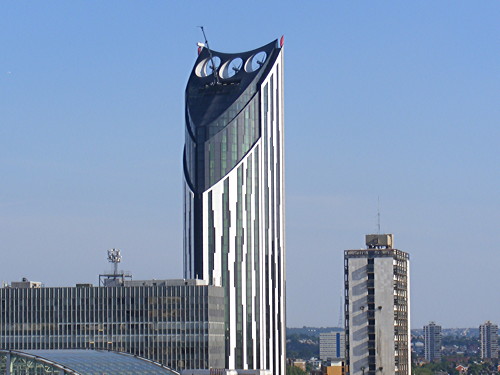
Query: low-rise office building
[
  {"left": 319, "top": 331, "right": 345, "bottom": 360},
  {"left": 0, "top": 278, "right": 225, "bottom": 370}
]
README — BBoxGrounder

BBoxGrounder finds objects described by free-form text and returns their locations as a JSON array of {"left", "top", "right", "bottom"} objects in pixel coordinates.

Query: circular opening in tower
[
  {"left": 219, "top": 57, "right": 243, "bottom": 79},
  {"left": 195, "top": 56, "right": 221, "bottom": 77},
  {"left": 245, "top": 51, "right": 267, "bottom": 73}
]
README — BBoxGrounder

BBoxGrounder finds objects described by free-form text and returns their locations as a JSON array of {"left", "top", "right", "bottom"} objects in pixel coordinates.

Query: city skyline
[{"left": 1, "top": 1, "right": 499, "bottom": 329}]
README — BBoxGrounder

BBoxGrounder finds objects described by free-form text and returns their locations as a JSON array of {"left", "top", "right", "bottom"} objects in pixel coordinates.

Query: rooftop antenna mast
[
  {"left": 99, "top": 248, "right": 132, "bottom": 286},
  {"left": 377, "top": 196, "right": 381, "bottom": 235},
  {"left": 107, "top": 248, "right": 121, "bottom": 276},
  {"left": 198, "top": 26, "right": 220, "bottom": 85}
]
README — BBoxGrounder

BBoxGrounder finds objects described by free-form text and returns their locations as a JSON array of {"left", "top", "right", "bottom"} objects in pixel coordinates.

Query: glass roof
[{"left": 6, "top": 350, "right": 179, "bottom": 375}]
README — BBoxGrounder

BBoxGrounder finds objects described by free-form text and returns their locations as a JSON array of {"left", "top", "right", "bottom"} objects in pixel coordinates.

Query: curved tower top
[
  {"left": 186, "top": 39, "right": 280, "bottom": 130},
  {"left": 184, "top": 40, "right": 282, "bottom": 193}
]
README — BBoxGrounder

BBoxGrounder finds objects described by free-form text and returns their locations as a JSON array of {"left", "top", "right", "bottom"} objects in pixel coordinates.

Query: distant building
[
  {"left": 344, "top": 234, "right": 411, "bottom": 375},
  {"left": 309, "top": 358, "right": 323, "bottom": 369},
  {"left": 321, "top": 361, "right": 348, "bottom": 375},
  {"left": 320, "top": 331, "right": 345, "bottom": 360},
  {"left": 424, "top": 322, "right": 442, "bottom": 362},
  {"left": 0, "top": 278, "right": 225, "bottom": 370},
  {"left": 291, "top": 360, "right": 306, "bottom": 371},
  {"left": 413, "top": 340, "right": 424, "bottom": 356},
  {"left": 479, "top": 321, "right": 498, "bottom": 360}
]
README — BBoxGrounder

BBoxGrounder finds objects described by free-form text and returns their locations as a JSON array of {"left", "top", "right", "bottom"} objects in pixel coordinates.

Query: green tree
[
  {"left": 413, "top": 359, "right": 460, "bottom": 375},
  {"left": 412, "top": 366, "right": 433, "bottom": 375},
  {"left": 287, "top": 366, "right": 308, "bottom": 375}
]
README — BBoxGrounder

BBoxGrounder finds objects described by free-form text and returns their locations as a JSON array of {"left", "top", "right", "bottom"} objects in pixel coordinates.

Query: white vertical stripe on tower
[
  {"left": 212, "top": 183, "right": 223, "bottom": 287},
  {"left": 203, "top": 191, "right": 209, "bottom": 281},
  {"left": 278, "top": 49, "right": 286, "bottom": 375},
  {"left": 267, "top": 71, "right": 274, "bottom": 371},
  {"left": 259, "top": 78, "right": 269, "bottom": 371},
  {"left": 228, "top": 165, "right": 238, "bottom": 368},
  {"left": 184, "top": 184, "right": 194, "bottom": 279},
  {"left": 250, "top": 145, "right": 259, "bottom": 365},
  {"left": 241, "top": 160, "right": 248, "bottom": 369},
  {"left": 276, "top": 66, "right": 281, "bottom": 373}
]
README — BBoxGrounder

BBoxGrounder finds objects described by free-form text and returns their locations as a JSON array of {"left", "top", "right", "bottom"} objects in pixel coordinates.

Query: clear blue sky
[{"left": 1, "top": 1, "right": 499, "bottom": 328}]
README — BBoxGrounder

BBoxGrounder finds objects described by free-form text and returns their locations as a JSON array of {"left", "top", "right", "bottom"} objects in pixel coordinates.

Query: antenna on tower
[
  {"left": 198, "top": 26, "right": 220, "bottom": 85},
  {"left": 99, "top": 248, "right": 132, "bottom": 286},
  {"left": 377, "top": 196, "right": 381, "bottom": 235},
  {"left": 107, "top": 248, "right": 121, "bottom": 276}
]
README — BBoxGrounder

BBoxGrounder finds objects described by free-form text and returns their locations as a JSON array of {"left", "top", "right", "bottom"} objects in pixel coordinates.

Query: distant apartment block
[
  {"left": 0, "top": 278, "right": 225, "bottom": 370},
  {"left": 345, "top": 234, "right": 411, "bottom": 375},
  {"left": 480, "top": 321, "right": 499, "bottom": 360},
  {"left": 291, "top": 360, "right": 306, "bottom": 371},
  {"left": 320, "top": 331, "right": 345, "bottom": 360},
  {"left": 311, "top": 361, "right": 348, "bottom": 375},
  {"left": 424, "top": 322, "right": 442, "bottom": 362}
]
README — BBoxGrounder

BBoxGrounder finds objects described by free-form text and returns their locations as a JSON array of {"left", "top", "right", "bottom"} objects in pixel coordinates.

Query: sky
[{"left": 1, "top": 1, "right": 499, "bottom": 329}]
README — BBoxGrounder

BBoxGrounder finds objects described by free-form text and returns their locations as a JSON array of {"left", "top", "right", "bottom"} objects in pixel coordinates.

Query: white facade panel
[
  {"left": 374, "top": 257, "right": 396, "bottom": 373},
  {"left": 347, "top": 257, "right": 369, "bottom": 372}
]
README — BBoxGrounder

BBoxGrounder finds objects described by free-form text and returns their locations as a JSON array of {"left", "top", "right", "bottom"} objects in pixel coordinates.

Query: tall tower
[
  {"left": 480, "top": 321, "right": 498, "bottom": 360},
  {"left": 183, "top": 39, "right": 285, "bottom": 375},
  {"left": 423, "top": 322, "right": 442, "bottom": 362},
  {"left": 344, "top": 234, "right": 411, "bottom": 375}
]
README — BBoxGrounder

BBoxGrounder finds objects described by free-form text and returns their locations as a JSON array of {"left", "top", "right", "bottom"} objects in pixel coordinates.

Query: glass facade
[
  {"left": 0, "top": 349, "right": 179, "bottom": 374},
  {"left": 0, "top": 281, "right": 225, "bottom": 371},
  {"left": 185, "top": 92, "right": 261, "bottom": 193}
]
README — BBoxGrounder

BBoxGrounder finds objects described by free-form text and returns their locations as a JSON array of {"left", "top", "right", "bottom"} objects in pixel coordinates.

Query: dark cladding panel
[{"left": 184, "top": 40, "right": 280, "bottom": 194}]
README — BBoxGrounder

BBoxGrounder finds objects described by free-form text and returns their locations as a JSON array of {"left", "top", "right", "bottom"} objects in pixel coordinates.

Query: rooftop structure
[{"left": 10, "top": 277, "right": 42, "bottom": 288}]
